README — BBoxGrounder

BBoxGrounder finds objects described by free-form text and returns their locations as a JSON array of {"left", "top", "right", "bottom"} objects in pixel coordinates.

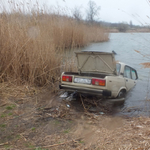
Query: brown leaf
[
  {"left": 140, "top": 62, "right": 150, "bottom": 68},
  {"left": 134, "top": 50, "right": 140, "bottom": 53}
]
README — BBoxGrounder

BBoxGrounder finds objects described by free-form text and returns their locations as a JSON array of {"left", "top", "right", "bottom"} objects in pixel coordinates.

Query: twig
[
  {"left": 93, "top": 100, "right": 98, "bottom": 107},
  {"left": 0, "top": 142, "right": 9, "bottom": 146},
  {"left": 42, "top": 139, "right": 78, "bottom": 148},
  {"left": 20, "top": 134, "right": 27, "bottom": 141},
  {"left": 80, "top": 94, "right": 87, "bottom": 112},
  {"left": 0, "top": 103, "right": 7, "bottom": 107}
]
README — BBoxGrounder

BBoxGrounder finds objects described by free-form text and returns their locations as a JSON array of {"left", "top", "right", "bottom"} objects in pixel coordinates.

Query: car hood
[{"left": 75, "top": 51, "right": 117, "bottom": 75}]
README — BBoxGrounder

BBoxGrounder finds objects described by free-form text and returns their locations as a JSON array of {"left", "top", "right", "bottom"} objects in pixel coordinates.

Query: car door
[{"left": 124, "top": 66, "right": 136, "bottom": 91}]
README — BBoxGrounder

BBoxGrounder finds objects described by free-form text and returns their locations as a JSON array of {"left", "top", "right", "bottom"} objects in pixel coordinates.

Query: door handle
[{"left": 126, "top": 79, "right": 128, "bottom": 82}]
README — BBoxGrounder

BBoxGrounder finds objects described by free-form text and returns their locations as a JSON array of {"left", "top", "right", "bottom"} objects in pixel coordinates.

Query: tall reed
[{"left": 0, "top": 10, "right": 109, "bottom": 86}]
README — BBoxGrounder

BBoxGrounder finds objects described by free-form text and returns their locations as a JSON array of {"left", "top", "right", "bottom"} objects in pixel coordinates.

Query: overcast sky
[{"left": 2, "top": 0, "right": 150, "bottom": 25}]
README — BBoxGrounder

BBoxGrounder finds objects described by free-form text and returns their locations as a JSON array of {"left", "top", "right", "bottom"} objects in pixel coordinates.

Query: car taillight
[
  {"left": 62, "top": 75, "right": 72, "bottom": 82},
  {"left": 92, "top": 78, "right": 106, "bottom": 86}
]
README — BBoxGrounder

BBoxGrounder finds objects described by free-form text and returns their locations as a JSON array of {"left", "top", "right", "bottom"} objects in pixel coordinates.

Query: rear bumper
[{"left": 59, "top": 84, "right": 111, "bottom": 97}]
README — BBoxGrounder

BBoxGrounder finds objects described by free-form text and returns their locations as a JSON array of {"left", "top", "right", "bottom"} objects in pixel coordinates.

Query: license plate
[{"left": 74, "top": 78, "right": 91, "bottom": 84}]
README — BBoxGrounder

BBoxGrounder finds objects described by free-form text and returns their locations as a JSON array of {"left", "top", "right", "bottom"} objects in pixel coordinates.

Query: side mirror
[{"left": 120, "top": 72, "right": 124, "bottom": 76}]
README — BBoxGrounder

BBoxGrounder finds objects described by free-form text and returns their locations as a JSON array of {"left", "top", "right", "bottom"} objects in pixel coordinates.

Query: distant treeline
[{"left": 98, "top": 21, "right": 150, "bottom": 32}]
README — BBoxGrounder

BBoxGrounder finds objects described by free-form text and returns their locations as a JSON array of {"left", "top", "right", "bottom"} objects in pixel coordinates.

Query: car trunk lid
[{"left": 75, "top": 51, "right": 117, "bottom": 75}]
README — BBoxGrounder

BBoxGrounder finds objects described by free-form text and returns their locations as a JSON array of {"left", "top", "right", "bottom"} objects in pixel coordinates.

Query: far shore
[{"left": 108, "top": 28, "right": 150, "bottom": 33}]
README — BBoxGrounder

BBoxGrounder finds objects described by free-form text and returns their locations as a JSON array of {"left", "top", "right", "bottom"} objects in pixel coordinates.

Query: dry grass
[
  {"left": 0, "top": 82, "right": 40, "bottom": 99},
  {"left": 0, "top": 9, "right": 109, "bottom": 87},
  {"left": 1, "top": 94, "right": 150, "bottom": 150}
]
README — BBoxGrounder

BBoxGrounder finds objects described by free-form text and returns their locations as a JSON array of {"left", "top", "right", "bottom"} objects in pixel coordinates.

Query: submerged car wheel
[{"left": 117, "top": 90, "right": 126, "bottom": 98}]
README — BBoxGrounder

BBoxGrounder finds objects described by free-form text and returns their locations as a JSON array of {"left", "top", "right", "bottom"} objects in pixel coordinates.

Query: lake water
[{"left": 82, "top": 33, "right": 150, "bottom": 117}]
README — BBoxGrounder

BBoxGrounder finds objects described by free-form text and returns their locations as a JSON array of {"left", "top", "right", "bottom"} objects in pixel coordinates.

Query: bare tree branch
[
  {"left": 86, "top": 0, "right": 100, "bottom": 23},
  {"left": 72, "top": 6, "right": 82, "bottom": 21}
]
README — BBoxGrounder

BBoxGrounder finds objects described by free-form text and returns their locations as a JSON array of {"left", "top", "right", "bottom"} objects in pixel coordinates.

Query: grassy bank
[{"left": 0, "top": 11, "right": 109, "bottom": 87}]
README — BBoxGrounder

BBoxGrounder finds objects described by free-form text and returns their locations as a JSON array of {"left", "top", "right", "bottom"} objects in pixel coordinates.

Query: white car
[{"left": 59, "top": 51, "right": 138, "bottom": 98}]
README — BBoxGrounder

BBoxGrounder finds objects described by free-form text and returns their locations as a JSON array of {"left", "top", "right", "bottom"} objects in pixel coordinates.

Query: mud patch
[{"left": 1, "top": 90, "right": 150, "bottom": 149}]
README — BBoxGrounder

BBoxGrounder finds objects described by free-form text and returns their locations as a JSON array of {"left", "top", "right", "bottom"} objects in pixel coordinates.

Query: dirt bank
[{"left": 0, "top": 89, "right": 150, "bottom": 150}]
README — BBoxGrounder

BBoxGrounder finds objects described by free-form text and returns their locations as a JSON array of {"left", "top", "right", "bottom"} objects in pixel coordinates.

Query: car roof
[{"left": 117, "top": 62, "right": 136, "bottom": 70}]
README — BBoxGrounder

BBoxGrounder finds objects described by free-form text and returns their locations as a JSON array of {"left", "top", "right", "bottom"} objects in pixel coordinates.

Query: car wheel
[{"left": 117, "top": 90, "right": 126, "bottom": 98}]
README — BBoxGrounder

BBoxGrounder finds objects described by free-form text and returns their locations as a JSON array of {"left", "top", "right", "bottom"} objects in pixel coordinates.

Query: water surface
[{"left": 82, "top": 33, "right": 150, "bottom": 117}]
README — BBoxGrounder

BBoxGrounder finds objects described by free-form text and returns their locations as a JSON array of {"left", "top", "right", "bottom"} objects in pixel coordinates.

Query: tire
[{"left": 117, "top": 90, "right": 126, "bottom": 98}]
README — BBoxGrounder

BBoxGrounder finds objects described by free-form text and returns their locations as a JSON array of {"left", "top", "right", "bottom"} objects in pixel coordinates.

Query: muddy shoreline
[{"left": 0, "top": 89, "right": 150, "bottom": 149}]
